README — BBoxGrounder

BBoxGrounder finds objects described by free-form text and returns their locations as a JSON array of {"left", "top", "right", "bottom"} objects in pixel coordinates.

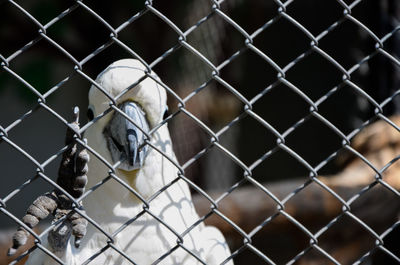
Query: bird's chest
[{"left": 81, "top": 193, "right": 203, "bottom": 264}]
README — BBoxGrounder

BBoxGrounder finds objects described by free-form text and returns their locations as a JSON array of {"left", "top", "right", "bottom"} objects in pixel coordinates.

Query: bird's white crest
[{"left": 88, "top": 59, "right": 167, "bottom": 128}]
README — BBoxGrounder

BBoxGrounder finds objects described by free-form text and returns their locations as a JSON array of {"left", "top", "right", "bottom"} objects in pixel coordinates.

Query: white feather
[{"left": 25, "top": 59, "right": 233, "bottom": 265}]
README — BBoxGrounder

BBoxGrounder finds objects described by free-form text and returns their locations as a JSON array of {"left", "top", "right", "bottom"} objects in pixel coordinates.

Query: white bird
[{"left": 25, "top": 59, "right": 233, "bottom": 265}]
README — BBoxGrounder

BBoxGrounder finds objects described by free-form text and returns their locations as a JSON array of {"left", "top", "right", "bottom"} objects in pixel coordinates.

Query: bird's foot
[{"left": 7, "top": 107, "right": 89, "bottom": 256}]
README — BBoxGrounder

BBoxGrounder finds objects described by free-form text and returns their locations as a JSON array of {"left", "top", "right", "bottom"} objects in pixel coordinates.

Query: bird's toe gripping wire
[{"left": 7, "top": 107, "right": 89, "bottom": 256}]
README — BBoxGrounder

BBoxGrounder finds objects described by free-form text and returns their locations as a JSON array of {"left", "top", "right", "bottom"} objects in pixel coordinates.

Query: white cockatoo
[{"left": 25, "top": 59, "right": 233, "bottom": 265}]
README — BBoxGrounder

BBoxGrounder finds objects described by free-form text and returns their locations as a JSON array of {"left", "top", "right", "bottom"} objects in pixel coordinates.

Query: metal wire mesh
[{"left": 1, "top": 0, "right": 400, "bottom": 264}]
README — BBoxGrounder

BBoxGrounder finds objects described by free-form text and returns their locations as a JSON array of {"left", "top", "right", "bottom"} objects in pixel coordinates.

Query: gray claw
[
  {"left": 7, "top": 247, "right": 17, "bottom": 256},
  {"left": 74, "top": 238, "right": 81, "bottom": 248}
]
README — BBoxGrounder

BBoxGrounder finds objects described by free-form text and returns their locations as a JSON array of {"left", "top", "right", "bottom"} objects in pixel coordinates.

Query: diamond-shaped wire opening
[
  {"left": 4, "top": 109, "right": 65, "bottom": 166},
  {"left": 318, "top": 18, "right": 378, "bottom": 71},
  {"left": 1, "top": 65, "right": 45, "bottom": 106},
  {"left": 348, "top": 183, "right": 400, "bottom": 233},
  {"left": 291, "top": 246, "right": 342, "bottom": 265},
  {"left": 153, "top": 43, "right": 217, "bottom": 95},
  {"left": 251, "top": 15, "right": 311, "bottom": 68},
  {"left": 367, "top": 220, "right": 400, "bottom": 264},
  {"left": 69, "top": 44, "right": 141, "bottom": 86},
  {"left": 83, "top": 177, "right": 130, "bottom": 220},
  {"left": 284, "top": 115, "right": 345, "bottom": 168},
  {"left": 0, "top": 134, "right": 41, "bottom": 178},
  {"left": 111, "top": 209, "right": 183, "bottom": 259},
  {"left": 218, "top": 1, "right": 280, "bottom": 35},
  {"left": 217, "top": 113, "right": 278, "bottom": 167},
  {"left": 3, "top": 40, "right": 82, "bottom": 100},
  {"left": 218, "top": 49, "right": 281, "bottom": 100},
  {"left": 170, "top": 109, "right": 214, "bottom": 164},
  {"left": 0, "top": 146, "right": 48, "bottom": 226},
  {"left": 208, "top": 178, "right": 284, "bottom": 233},
  {"left": 368, "top": 246, "right": 400, "bottom": 265},
  {"left": 284, "top": 51, "right": 344, "bottom": 102},
  {"left": 117, "top": 10, "right": 182, "bottom": 64},
  {"left": 205, "top": 85, "right": 244, "bottom": 130},
  {"left": 345, "top": 115, "right": 400, "bottom": 159},
  {"left": 248, "top": 213, "right": 312, "bottom": 264},
  {"left": 182, "top": 81, "right": 233, "bottom": 124},
  {"left": 151, "top": 0, "right": 211, "bottom": 33},
  {"left": 186, "top": 140, "right": 242, "bottom": 190},
  {"left": 196, "top": 207, "right": 252, "bottom": 262},
  {"left": 320, "top": 161, "right": 379, "bottom": 203},
  {"left": 180, "top": 147, "right": 243, "bottom": 195},
  {"left": 347, "top": 0, "right": 383, "bottom": 37},
  {"left": 280, "top": 179, "right": 343, "bottom": 228},
  {"left": 1, "top": 174, "right": 57, "bottom": 226},
  {"left": 0, "top": 3, "right": 44, "bottom": 58},
  {"left": 89, "top": 245, "right": 140, "bottom": 265},
  {"left": 161, "top": 206, "right": 236, "bottom": 264},
  {"left": 314, "top": 213, "right": 379, "bottom": 264},
  {"left": 22, "top": 34, "right": 81, "bottom": 75},
  {"left": 285, "top": 0, "right": 344, "bottom": 37},
  {"left": 94, "top": 175, "right": 227, "bottom": 264},
  {"left": 169, "top": 76, "right": 247, "bottom": 133},
  {"left": 379, "top": 162, "right": 400, "bottom": 195},
  {"left": 251, "top": 147, "right": 311, "bottom": 183},
  {"left": 149, "top": 59, "right": 184, "bottom": 100},
  {"left": 0, "top": 90, "right": 39, "bottom": 134},
  {"left": 251, "top": 82, "right": 311, "bottom": 133},
  {"left": 41, "top": 78, "right": 89, "bottom": 121},
  {"left": 72, "top": 233, "right": 127, "bottom": 265},
  {"left": 231, "top": 247, "right": 275, "bottom": 265},
  {"left": 148, "top": 49, "right": 208, "bottom": 109},
  {"left": 351, "top": 50, "right": 400, "bottom": 118},
  {"left": 185, "top": 10, "right": 245, "bottom": 67},
  {"left": 77, "top": 0, "right": 145, "bottom": 28},
  {"left": 317, "top": 82, "right": 374, "bottom": 135},
  {"left": 43, "top": 6, "right": 115, "bottom": 62},
  {"left": 11, "top": 0, "right": 74, "bottom": 28}
]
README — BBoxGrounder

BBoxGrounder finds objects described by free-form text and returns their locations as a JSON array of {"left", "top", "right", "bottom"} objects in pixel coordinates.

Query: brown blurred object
[
  {"left": 194, "top": 115, "right": 400, "bottom": 264},
  {"left": 331, "top": 116, "right": 400, "bottom": 188}
]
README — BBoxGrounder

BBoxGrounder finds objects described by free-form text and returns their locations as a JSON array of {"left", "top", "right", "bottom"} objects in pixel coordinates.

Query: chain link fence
[{"left": 1, "top": 0, "right": 400, "bottom": 264}]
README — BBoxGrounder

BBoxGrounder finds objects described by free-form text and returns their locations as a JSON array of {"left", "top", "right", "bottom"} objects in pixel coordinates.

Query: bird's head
[{"left": 86, "top": 59, "right": 167, "bottom": 171}]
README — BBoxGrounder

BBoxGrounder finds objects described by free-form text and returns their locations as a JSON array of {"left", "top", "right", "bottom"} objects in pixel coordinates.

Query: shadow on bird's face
[{"left": 103, "top": 101, "right": 150, "bottom": 171}]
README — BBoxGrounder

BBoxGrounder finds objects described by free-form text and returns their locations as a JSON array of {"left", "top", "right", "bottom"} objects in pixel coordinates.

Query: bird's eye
[
  {"left": 163, "top": 109, "right": 169, "bottom": 120},
  {"left": 87, "top": 108, "right": 95, "bottom": 121}
]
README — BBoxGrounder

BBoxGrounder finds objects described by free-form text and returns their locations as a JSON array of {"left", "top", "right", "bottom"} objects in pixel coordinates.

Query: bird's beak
[{"left": 104, "top": 101, "right": 150, "bottom": 171}]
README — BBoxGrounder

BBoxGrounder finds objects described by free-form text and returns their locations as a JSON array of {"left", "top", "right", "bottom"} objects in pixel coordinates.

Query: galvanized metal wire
[{"left": 1, "top": 0, "right": 400, "bottom": 264}]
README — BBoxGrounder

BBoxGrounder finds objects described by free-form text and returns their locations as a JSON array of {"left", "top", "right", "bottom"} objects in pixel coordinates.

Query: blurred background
[{"left": 1, "top": 0, "right": 400, "bottom": 264}]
